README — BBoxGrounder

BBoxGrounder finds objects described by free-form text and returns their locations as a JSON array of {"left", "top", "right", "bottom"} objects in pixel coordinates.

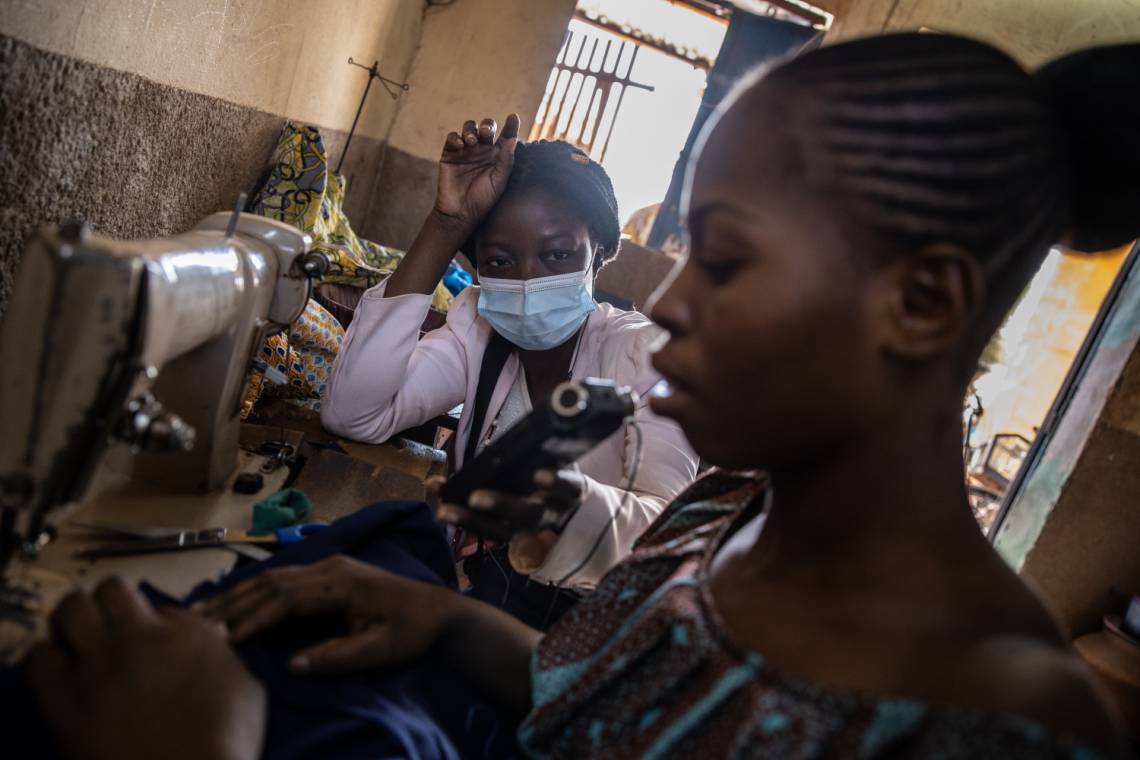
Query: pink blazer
[{"left": 321, "top": 281, "right": 699, "bottom": 590}]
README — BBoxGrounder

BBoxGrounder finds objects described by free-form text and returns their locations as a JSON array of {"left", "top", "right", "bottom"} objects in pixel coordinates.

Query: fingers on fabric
[
  {"left": 158, "top": 604, "right": 230, "bottom": 639},
  {"left": 51, "top": 589, "right": 106, "bottom": 658},
  {"left": 198, "top": 561, "right": 350, "bottom": 642},
  {"left": 93, "top": 576, "right": 158, "bottom": 633},
  {"left": 290, "top": 629, "right": 395, "bottom": 675}
]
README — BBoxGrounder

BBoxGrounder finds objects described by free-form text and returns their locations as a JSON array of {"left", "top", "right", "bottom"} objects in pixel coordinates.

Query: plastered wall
[
  {"left": 1, "top": 0, "right": 424, "bottom": 141},
  {"left": 387, "top": 0, "right": 578, "bottom": 160},
  {"left": 369, "top": 0, "right": 578, "bottom": 248},
  {"left": 825, "top": 0, "right": 1140, "bottom": 65}
]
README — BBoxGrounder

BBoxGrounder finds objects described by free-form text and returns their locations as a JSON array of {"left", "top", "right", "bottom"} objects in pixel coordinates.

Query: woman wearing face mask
[{"left": 320, "top": 115, "right": 699, "bottom": 628}]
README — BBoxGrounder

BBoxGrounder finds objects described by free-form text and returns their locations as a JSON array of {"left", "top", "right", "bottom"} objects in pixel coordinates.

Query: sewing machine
[
  {"left": 0, "top": 209, "right": 327, "bottom": 635},
  {"left": 0, "top": 207, "right": 450, "bottom": 659}
]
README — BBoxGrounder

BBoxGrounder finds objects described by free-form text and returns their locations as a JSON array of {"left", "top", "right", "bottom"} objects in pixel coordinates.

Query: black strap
[
  {"left": 462, "top": 544, "right": 584, "bottom": 630},
  {"left": 464, "top": 330, "right": 513, "bottom": 466}
]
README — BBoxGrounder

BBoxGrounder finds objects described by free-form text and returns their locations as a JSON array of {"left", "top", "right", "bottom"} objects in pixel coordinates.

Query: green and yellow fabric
[{"left": 240, "top": 123, "right": 452, "bottom": 418}]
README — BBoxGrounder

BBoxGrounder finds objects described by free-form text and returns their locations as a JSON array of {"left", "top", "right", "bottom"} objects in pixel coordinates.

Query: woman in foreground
[{"left": 28, "top": 33, "right": 1137, "bottom": 758}]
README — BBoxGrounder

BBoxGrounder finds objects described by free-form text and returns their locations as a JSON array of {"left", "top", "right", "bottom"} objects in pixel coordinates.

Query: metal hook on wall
[{"left": 336, "top": 57, "right": 411, "bottom": 175}]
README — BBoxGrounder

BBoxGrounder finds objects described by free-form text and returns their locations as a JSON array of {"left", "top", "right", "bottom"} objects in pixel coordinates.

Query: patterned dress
[
  {"left": 239, "top": 122, "right": 453, "bottom": 417},
  {"left": 518, "top": 472, "right": 1103, "bottom": 759}
]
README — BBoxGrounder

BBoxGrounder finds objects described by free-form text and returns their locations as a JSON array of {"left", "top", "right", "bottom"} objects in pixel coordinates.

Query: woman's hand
[
  {"left": 197, "top": 556, "right": 542, "bottom": 718},
  {"left": 433, "top": 114, "right": 521, "bottom": 233},
  {"left": 25, "top": 578, "right": 266, "bottom": 760},
  {"left": 197, "top": 555, "right": 464, "bottom": 675},
  {"left": 432, "top": 469, "right": 585, "bottom": 547},
  {"left": 385, "top": 113, "right": 520, "bottom": 297}
]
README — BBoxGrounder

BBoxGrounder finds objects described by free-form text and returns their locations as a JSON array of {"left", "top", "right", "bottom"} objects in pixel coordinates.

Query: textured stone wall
[{"left": 362, "top": 144, "right": 439, "bottom": 252}]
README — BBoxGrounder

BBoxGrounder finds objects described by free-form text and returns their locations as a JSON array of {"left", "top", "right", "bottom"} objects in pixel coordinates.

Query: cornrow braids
[
  {"left": 743, "top": 34, "right": 1140, "bottom": 325},
  {"left": 464, "top": 140, "right": 621, "bottom": 272},
  {"left": 766, "top": 35, "right": 1070, "bottom": 311}
]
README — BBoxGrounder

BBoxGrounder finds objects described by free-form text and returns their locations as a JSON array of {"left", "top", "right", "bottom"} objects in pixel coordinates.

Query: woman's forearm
[
  {"left": 385, "top": 210, "right": 473, "bottom": 297},
  {"left": 435, "top": 594, "right": 541, "bottom": 718}
]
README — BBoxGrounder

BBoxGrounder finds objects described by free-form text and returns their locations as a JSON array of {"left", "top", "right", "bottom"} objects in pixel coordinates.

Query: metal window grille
[{"left": 530, "top": 29, "right": 654, "bottom": 162}]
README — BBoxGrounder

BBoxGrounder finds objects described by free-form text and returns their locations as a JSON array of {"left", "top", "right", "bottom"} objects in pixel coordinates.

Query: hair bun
[{"left": 1036, "top": 44, "right": 1140, "bottom": 252}]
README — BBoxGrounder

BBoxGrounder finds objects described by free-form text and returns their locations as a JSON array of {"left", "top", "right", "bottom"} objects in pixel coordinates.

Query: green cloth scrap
[{"left": 251, "top": 487, "right": 313, "bottom": 535}]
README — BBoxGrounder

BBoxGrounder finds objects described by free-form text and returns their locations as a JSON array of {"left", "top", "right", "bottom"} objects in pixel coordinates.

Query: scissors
[{"left": 72, "top": 522, "right": 328, "bottom": 559}]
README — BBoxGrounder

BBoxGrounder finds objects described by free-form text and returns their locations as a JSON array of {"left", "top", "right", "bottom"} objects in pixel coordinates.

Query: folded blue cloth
[{"left": 3, "top": 500, "right": 519, "bottom": 759}]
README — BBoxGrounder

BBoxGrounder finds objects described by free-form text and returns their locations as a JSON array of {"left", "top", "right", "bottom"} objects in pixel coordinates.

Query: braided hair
[
  {"left": 739, "top": 34, "right": 1140, "bottom": 328},
  {"left": 465, "top": 140, "right": 621, "bottom": 273}
]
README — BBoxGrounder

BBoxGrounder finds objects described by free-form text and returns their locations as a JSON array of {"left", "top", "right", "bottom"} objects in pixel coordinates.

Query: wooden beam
[
  {"left": 794, "top": 0, "right": 845, "bottom": 12},
  {"left": 574, "top": 11, "right": 718, "bottom": 70},
  {"left": 741, "top": 0, "right": 831, "bottom": 27},
  {"left": 665, "top": 0, "right": 733, "bottom": 23}
]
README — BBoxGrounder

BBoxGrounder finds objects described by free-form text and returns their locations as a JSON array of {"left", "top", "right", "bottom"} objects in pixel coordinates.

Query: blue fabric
[
  {"left": 3, "top": 500, "right": 519, "bottom": 760},
  {"left": 442, "top": 261, "right": 473, "bottom": 296}
]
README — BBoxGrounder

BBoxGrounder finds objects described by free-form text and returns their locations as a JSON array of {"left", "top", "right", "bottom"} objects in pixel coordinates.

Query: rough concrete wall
[
  {"left": 0, "top": 0, "right": 425, "bottom": 141},
  {"left": 1023, "top": 425, "right": 1140, "bottom": 637},
  {"left": 0, "top": 35, "right": 385, "bottom": 315},
  {"left": 994, "top": 248, "right": 1140, "bottom": 637},
  {"left": 387, "top": 0, "right": 577, "bottom": 160},
  {"left": 1020, "top": 336, "right": 1140, "bottom": 637},
  {"left": 365, "top": 144, "right": 441, "bottom": 250},
  {"left": 827, "top": 0, "right": 1140, "bottom": 66},
  {"left": 363, "top": 0, "right": 578, "bottom": 249}
]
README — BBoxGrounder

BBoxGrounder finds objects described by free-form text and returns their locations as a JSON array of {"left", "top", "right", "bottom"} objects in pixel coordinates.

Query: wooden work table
[{"left": 0, "top": 406, "right": 447, "bottom": 662}]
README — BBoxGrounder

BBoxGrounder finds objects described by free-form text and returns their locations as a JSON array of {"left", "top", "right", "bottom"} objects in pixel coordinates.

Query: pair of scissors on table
[{"left": 72, "top": 521, "right": 328, "bottom": 559}]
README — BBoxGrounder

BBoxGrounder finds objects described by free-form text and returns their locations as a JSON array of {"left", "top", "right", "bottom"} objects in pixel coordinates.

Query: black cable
[
  {"left": 487, "top": 542, "right": 513, "bottom": 609},
  {"left": 553, "top": 417, "right": 643, "bottom": 588}
]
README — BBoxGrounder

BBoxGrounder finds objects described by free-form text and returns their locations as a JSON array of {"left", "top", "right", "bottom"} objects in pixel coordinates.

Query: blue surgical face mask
[{"left": 477, "top": 260, "right": 596, "bottom": 351}]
